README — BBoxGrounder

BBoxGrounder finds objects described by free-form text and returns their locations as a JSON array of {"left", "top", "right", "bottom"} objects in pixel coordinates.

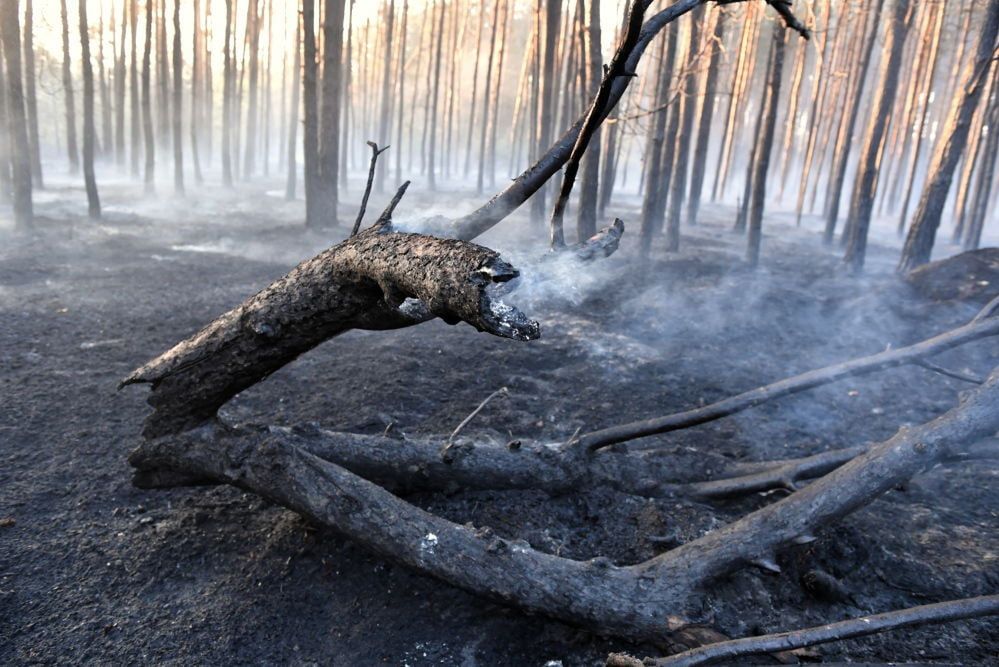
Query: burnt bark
[
  {"left": 686, "top": 10, "right": 724, "bottom": 227},
  {"left": 575, "top": 0, "right": 602, "bottom": 240},
  {"left": 60, "top": 0, "right": 79, "bottom": 172},
  {"left": 142, "top": 0, "right": 155, "bottom": 192},
  {"left": 78, "top": 0, "right": 101, "bottom": 218},
  {"left": 898, "top": 0, "right": 999, "bottom": 273},
  {"left": 0, "top": 0, "right": 33, "bottom": 229},
  {"left": 172, "top": 0, "right": 184, "bottom": 194},
  {"left": 22, "top": 0, "right": 42, "bottom": 186}
]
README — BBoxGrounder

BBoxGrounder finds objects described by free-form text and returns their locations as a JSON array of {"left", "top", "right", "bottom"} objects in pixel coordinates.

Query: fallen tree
[{"left": 120, "top": 0, "right": 999, "bottom": 661}]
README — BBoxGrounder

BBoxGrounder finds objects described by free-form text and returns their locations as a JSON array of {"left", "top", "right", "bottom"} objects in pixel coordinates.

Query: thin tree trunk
[
  {"left": 130, "top": 0, "right": 141, "bottom": 176},
  {"left": 98, "top": 3, "right": 112, "bottom": 161},
  {"left": 191, "top": 0, "right": 204, "bottom": 184},
  {"left": 340, "top": 0, "right": 353, "bottom": 186},
  {"left": 60, "top": 0, "right": 79, "bottom": 172},
  {"left": 0, "top": 46, "right": 10, "bottom": 203},
  {"left": 745, "top": 24, "right": 786, "bottom": 268},
  {"left": 222, "top": 0, "right": 234, "bottom": 187},
  {"left": 172, "top": 0, "right": 184, "bottom": 193},
  {"left": 0, "top": 0, "right": 33, "bottom": 229},
  {"left": 476, "top": 0, "right": 501, "bottom": 193},
  {"left": 899, "top": 0, "right": 999, "bottom": 271},
  {"left": 376, "top": 0, "right": 396, "bottom": 192},
  {"left": 638, "top": 27, "right": 675, "bottom": 257},
  {"left": 285, "top": 17, "right": 302, "bottom": 200},
  {"left": 302, "top": 0, "right": 321, "bottom": 226},
  {"left": 575, "top": 0, "right": 601, "bottom": 240},
  {"left": 486, "top": 0, "right": 510, "bottom": 189},
  {"left": 263, "top": 0, "right": 273, "bottom": 175},
  {"left": 142, "top": 0, "right": 155, "bottom": 191},
  {"left": 843, "top": 0, "right": 913, "bottom": 273},
  {"left": 394, "top": 0, "right": 408, "bottom": 182},
  {"left": 427, "top": 0, "right": 446, "bottom": 190},
  {"left": 686, "top": 10, "right": 724, "bottom": 227},
  {"left": 78, "top": 0, "right": 101, "bottom": 218},
  {"left": 115, "top": 0, "right": 128, "bottom": 166},
  {"left": 243, "top": 0, "right": 260, "bottom": 177},
  {"left": 22, "top": 0, "right": 42, "bottom": 186},
  {"left": 963, "top": 81, "right": 999, "bottom": 250},
  {"left": 664, "top": 10, "right": 702, "bottom": 250},
  {"left": 822, "top": 0, "right": 881, "bottom": 244},
  {"left": 530, "top": 0, "right": 561, "bottom": 223},
  {"left": 317, "top": 0, "right": 344, "bottom": 225},
  {"left": 464, "top": 0, "right": 485, "bottom": 174},
  {"left": 157, "top": 0, "right": 170, "bottom": 147}
]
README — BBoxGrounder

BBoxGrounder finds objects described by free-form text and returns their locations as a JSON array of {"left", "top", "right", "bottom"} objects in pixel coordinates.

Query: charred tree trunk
[
  {"left": 285, "top": 17, "right": 302, "bottom": 201},
  {"left": 157, "top": 0, "right": 170, "bottom": 147},
  {"left": 0, "top": 48, "right": 10, "bottom": 203},
  {"left": 898, "top": 0, "right": 999, "bottom": 273},
  {"left": 0, "top": 0, "right": 33, "bottom": 229},
  {"left": 664, "top": 10, "right": 703, "bottom": 250},
  {"left": 575, "top": 0, "right": 602, "bottom": 241},
  {"left": 529, "top": 0, "right": 561, "bottom": 223},
  {"left": 190, "top": 0, "right": 204, "bottom": 184},
  {"left": 476, "top": 0, "right": 501, "bottom": 194},
  {"left": 745, "top": 23, "right": 786, "bottom": 268},
  {"left": 221, "top": 0, "right": 234, "bottom": 187},
  {"left": 172, "top": 0, "right": 184, "bottom": 194},
  {"left": 242, "top": 0, "right": 260, "bottom": 177},
  {"left": 686, "top": 10, "right": 724, "bottom": 227},
  {"left": 823, "top": 0, "right": 881, "bottom": 245},
  {"left": 22, "top": 0, "right": 42, "bottom": 186},
  {"left": 638, "top": 25, "right": 677, "bottom": 256},
  {"left": 427, "top": 0, "right": 446, "bottom": 190},
  {"left": 98, "top": 3, "right": 112, "bottom": 160},
  {"left": 142, "top": 0, "right": 155, "bottom": 192},
  {"left": 375, "top": 0, "right": 395, "bottom": 193},
  {"left": 302, "top": 0, "right": 321, "bottom": 226},
  {"left": 393, "top": 0, "right": 408, "bottom": 182},
  {"left": 78, "top": 0, "right": 101, "bottom": 218},
  {"left": 114, "top": 0, "right": 127, "bottom": 166},
  {"left": 316, "top": 0, "right": 344, "bottom": 224},
  {"left": 60, "top": 0, "right": 79, "bottom": 173},
  {"left": 843, "top": 0, "right": 912, "bottom": 273},
  {"left": 963, "top": 87, "right": 999, "bottom": 251},
  {"left": 129, "top": 0, "right": 141, "bottom": 177}
]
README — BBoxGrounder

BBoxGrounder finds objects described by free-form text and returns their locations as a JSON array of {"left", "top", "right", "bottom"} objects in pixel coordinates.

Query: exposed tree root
[{"left": 609, "top": 594, "right": 999, "bottom": 666}]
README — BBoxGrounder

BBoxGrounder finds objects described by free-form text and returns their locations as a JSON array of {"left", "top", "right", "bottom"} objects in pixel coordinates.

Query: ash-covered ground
[{"left": 1, "top": 177, "right": 997, "bottom": 665}]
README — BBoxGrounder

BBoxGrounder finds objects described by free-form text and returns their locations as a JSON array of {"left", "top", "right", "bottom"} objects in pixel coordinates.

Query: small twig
[
  {"left": 447, "top": 387, "right": 508, "bottom": 446},
  {"left": 915, "top": 359, "right": 984, "bottom": 385},
  {"left": 351, "top": 141, "right": 391, "bottom": 236},
  {"left": 637, "top": 594, "right": 999, "bottom": 666},
  {"left": 971, "top": 294, "right": 999, "bottom": 323}
]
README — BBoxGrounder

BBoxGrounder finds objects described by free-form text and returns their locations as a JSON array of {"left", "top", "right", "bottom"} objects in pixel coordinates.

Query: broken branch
[{"left": 350, "top": 141, "right": 391, "bottom": 236}]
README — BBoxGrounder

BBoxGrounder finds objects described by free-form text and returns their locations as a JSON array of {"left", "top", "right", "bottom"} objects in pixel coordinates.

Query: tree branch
[{"left": 351, "top": 141, "right": 391, "bottom": 236}]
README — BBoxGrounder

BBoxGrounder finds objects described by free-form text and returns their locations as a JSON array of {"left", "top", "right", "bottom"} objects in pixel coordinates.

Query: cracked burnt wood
[
  {"left": 128, "top": 365, "right": 999, "bottom": 642},
  {"left": 121, "top": 220, "right": 540, "bottom": 438}
]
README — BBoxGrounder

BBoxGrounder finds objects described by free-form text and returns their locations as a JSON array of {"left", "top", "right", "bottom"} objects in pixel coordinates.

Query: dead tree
[
  {"left": 172, "top": 0, "right": 184, "bottom": 194},
  {"left": 898, "top": 0, "right": 999, "bottom": 273},
  {"left": 427, "top": 0, "right": 447, "bottom": 190},
  {"left": 375, "top": 0, "right": 395, "bottom": 193},
  {"left": 316, "top": 0, "right": 345, "bottom": 224},
  {"left": 98, "top": 3, "right": 112, "bottom": 160},
  {"left": 78, "top": 0, "right": 101, "bottom": 219},
  {"left": 529, "top": 0, "right": 562, "bottom": 224},
  {"left": 190, "top": 0, "right": 205, "bottom": 184},
  {"left": 745, "top": 21, "right": 786, "bottom": 268},
  {"left": 823, "top": 0, "right": 881, "bottom": 245},
  {"left": 302, "top": 0, "right": 322, "bottom": 226},
  {"left": 476, "top": 0, "right": 502, "bottom": 194},
  {"left": 129, "top": 0, "right": 141, "bottom": 177},
  {"left": 157, "top": 0, "right": 170, "bottom": 147},
  {"left": 142, "top": 0, "right": 155, "bottom": 192},
  {"left": 843, "top": 0, "right": 912, "bottom": 273},
  {"left": 285, "top": 17, "right": 302, "bottom": 201},
  {"left": 0, "top": 52, "right": 10, "bottom": 202},
  {"left": 575, "top": 0, "right": 602, "bottom": 240},
  {"left": 22, "top": 0, "right": 42, "bottom": 186},
  {"left": 114, "top": 0, "right": 127, "bottom": 166},
  {"left": 686, "top": 9, "right": 724, "bottom": 227},
  {"left": 0, "top": 0, "right": 33, "bottom": 230},
  {"left": 222, "top": 0, "right": 234, "bottom": 187},
  {"left": 242, "top": 0, "right": 260, "bottom": 177},
  {"left": 59, "top": 0, "right": 79, "bottom": 173}
]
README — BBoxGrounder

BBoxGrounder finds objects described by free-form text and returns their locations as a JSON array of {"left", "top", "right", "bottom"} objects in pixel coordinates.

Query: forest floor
[{"left": 1, "top": 176, "right": 998, "bottom": 666}]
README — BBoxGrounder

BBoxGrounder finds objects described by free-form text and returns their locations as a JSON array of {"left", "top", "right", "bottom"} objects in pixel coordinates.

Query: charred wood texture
[{"left": 122, "top": 222, "right": 539, "bottom": 437}]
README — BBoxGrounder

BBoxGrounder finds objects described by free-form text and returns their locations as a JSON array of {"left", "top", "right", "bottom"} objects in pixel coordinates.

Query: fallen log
[
  {"left": 579, "top": 296, "right": 999, "bottom": 451},
  {"left": 610, "top": 594, "right": 999, "bottom": 666},
  {"left": 128, "top": 365, "right": 999, "bottom": 642}
]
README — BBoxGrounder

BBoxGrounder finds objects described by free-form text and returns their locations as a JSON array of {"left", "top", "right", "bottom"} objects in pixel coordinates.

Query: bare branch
[{"left": 351, "top": 141, "right": 391, "bottom": 236}]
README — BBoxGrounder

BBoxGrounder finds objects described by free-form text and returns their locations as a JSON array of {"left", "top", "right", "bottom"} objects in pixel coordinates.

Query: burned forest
[{"left": 3, "top": 0, "right": 999, "bottom": 665}]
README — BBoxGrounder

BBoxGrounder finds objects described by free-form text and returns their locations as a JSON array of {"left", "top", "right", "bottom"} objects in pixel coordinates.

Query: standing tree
[
  {"left": 745, "top": 21, "right": 786, "bottom": 268},
  {"left": 0, "top": 0, "right": 33, "bottom": 230},
  {"left": 190, "top": 0, "right": 204, "bottom": 183},
  {"left": 22, "top": 0, "right": 42, "bottom": 186},
  {"left": 172, "top": 0, "right": 184, "bottom": 194},
  {"left": 530, "top": 0, "right": 561, "bottom": 223},
  {"left": 59, "top": 0, "right": 80, "bottom": 172},
  {"left": 78, "top": 0, "right": 101, "bottom": 218},
  {"left": 427, "top": 0, "right": 446, "bottom": 190},
  {"left": 686, "top": 9, "right": 725, "bottom": 227},
  {"left": 375, "top": 0, "right": 395, "bottom": 193},
  {"left": 130, "top": 0, "right": 141, "bottom": 177},
  {"left": 898, "top": 0, "right": 999, "bottom": 273},
  {"left": 285, "top": 16, "right": 302, "bottom": 201},
  {"left": 843, "top": 0, "right": 912, "bottom": 273},
  {"left": 576, "top": 0, "right": 602, "bottom": 240},
  {"left": 142, "top": 0, "right": 156, "bottom": 192},
  {"left": 316, "top": 0, "right": 345, "bottom": 225},
  {"left": 114, "top": 0, "right": 127, "bottom": 165},
  {"left": 242, "top": 0, "right": 260, "bottom": 177},
  {"left": 822, "top": 0, "right": 882, "bottom": 244},
  {"left": 302, "top": 0, "right": 321, "bottom": 226},
  {"left": 222, "top": 0, "right": 234, "bottom": 187}
]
